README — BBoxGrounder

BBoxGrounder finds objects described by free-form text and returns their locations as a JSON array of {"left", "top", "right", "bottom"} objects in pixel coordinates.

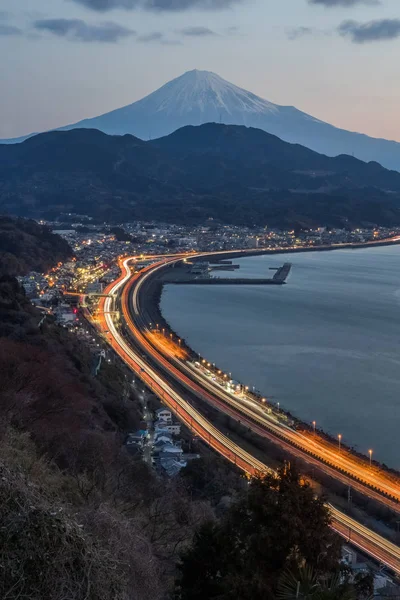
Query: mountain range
[
  {"left": 2, "top": 123, "right": 400, "bottom": 229},
  {"left": 2, "top": 69, "right": 400, "bottom": 172}
]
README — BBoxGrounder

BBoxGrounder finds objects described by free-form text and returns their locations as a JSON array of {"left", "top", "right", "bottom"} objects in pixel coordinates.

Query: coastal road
[
  {"left": 124, "top": 253, "right": 400, "bottom": 511},
  {"left": 94, "top": 254, "right": 400, "bottom": 575}
]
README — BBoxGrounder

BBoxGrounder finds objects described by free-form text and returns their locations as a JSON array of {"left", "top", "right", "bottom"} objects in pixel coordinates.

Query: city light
[{"left": 93, "top": 254, "right": 400, "bottom": 574}]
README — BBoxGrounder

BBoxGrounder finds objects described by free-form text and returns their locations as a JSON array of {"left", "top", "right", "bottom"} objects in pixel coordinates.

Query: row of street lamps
[
  {"left": 313, "top": 423, "right": 373, "bottom": 467},
  {"left": 337, "top": 433, "right": 373, "bottom": 466},
  {"left": 151, "top": 322, "right": 376, "bottom": 470},
  {"left": 150, "top": 322, "right": 182, "bottom": 347}
]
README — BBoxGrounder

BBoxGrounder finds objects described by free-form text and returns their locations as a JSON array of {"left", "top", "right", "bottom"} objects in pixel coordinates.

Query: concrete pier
[{"left": 169, "top": 263, "right": 292, "bottom": 285}]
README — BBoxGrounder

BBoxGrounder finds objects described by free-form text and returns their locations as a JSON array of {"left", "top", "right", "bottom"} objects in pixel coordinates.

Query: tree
[
  {"left": 175, "top": 465, "right": 342, "bottom": 600},
  {"left": 277, "top": 567, "right": 359, "bottom": 600}
]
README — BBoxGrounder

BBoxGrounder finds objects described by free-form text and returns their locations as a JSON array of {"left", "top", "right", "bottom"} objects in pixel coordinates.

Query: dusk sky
[{"left": 1, "top": 0, "right": 399, "bottom": 140}]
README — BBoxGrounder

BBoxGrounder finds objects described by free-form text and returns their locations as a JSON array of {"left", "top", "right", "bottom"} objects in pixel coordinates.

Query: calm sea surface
[{"left": 161, "top": 246, "right": 400, "bottom": 468}]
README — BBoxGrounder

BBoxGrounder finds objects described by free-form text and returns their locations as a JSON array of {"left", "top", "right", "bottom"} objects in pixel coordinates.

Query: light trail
[
  {"left": 97, "top": 260, "right": 268, "bottom": 476},
  {"left": 127, "top": 253, "right": 400, "bottom": 508},
  {"left": 94, "top": 254, "right": 400, "bottom": 575}
]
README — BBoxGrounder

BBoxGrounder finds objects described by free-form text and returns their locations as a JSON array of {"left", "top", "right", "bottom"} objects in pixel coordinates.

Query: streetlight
[
  {"left": 277, "top": 402, "right": 280, "bottom": 412},
  {"left": 262, "top": 398, "right": 266, "bottom": 403},
  {"left": 312, "top": 420, "right": 316, "bottom": 434},
  {"left": 338, "top": 434, "right": 342, "bottom": 453},
  {"left": 368, "top": 449, "right": 373, "bottom": 467},
  {"left": 178, "top": 338, "right": 181, "bottom": 347}
]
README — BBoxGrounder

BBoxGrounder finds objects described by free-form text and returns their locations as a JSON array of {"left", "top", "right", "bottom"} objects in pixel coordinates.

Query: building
[
  {"left": 155, "top": 408, "right": 172, "bottom": 423},
  {"left": 55, "top": 307, "right": 79, "bottom": 326},
  {"left": 85, "top": 282, "right": 104, "bottom": 294},
  {"left": 153, "top": 431, "right": 173, "bottom": 447},
  {"left": 125, "top": 430, "right": 148, "bottom": 449},
  {"left": 159, "top": 456, "right": 187, "bottom": 477},
  {"left": 154, "top": 419, "right": 181, "bottom": 435}
]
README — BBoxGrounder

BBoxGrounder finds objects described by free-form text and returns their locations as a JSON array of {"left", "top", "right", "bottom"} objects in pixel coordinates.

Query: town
[{"left": 18, "top": 218, "right": 400, "bottom": 308}]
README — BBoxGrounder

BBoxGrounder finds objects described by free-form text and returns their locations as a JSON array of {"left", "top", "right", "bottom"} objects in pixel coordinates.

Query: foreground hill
[
  {"left": 3, "top": 70, "right": 400, "bottom": 172},
  {"left": 2, "top": 124, "right": 400, "bottom": 228},
  {"left": 0, "top": 216, "right": 72, "bottom": 276},
  {"left": 0, "top": 237, "right": 353, "bottom": 599}
]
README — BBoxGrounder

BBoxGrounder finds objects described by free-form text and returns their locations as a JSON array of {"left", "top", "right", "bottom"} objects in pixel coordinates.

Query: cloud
[
  {"left": 137, "top": 31, "right": 184, "bottom": 43},
  {"left": 161, "top": 38, "right": 183, "bottom": 44},
  {"left": 179, "top": 26, "right": 216, "bottom": 36},
  {"left": 33, "top": 18, "right": 134, "bottom": 42},
  {"left": 70, "top": 0, "right": 243, "bottom": 12},
  {"left": 286, "top": 26, "right": 332, "bottom": 40},
  {"left": 287, "top": 26, "right": 314, "bottom": 40},
  {"left": 137, "top": 31, "right": 163, "bottom": 42},
  {"left": 309, "top": 0, "right": 380, "bottom": 6},
  {"left": 338, "top": 18, "right": 400, "bottom": 43},
  {"left": 0, "top": 24, "right": 22, "bottom": 36}
]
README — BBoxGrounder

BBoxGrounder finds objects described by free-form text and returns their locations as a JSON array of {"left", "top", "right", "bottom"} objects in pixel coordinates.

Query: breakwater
[
  {"left": 170, "top": 278, "right": 285, "bottom": 285},
  {"left": 169, "top": 262, "right": 292, "bottom": 285}
]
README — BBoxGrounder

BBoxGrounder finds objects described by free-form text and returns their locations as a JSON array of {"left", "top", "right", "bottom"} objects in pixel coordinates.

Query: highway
[
  {"left": 95, "top": 254, "right": 400, "bottom": 575},
  {"left": 125, "top": 253, "right": 400, "bottom": 510}
]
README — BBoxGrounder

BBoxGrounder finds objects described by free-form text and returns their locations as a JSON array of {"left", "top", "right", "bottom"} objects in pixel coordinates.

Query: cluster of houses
[
  {"left": 152, "top": 408, "right": 187, "bottom": 477},
  {"left": 126, "top": 407, "right": 199, "bottom": 477},
  {"left": 342, "top": 545, "right": 399, "bottom": 596}
]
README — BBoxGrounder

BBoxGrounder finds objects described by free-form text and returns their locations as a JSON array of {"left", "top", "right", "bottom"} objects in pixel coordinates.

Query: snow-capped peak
[{"left": 135, "top": 69, "right": 279, "bottom": 117}]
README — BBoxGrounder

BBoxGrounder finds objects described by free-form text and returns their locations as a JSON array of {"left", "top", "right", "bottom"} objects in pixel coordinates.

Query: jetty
[{"left": 169, "top": 262, "right": 292, "bottom": 285}]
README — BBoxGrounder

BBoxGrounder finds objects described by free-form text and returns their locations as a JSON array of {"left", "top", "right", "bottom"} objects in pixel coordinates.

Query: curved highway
[
  {"left": 126, "top": 253, "right": 400, "bottom": 508},
  {"left": 95, "top": 254, "right": 400, "bottom": 575}
]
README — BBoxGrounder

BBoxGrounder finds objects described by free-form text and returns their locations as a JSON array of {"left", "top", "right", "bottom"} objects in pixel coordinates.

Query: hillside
[
  {"left": 3, "top": 69, "right": 400, "bottom": 172},
  {"left": 0, "top": 216, "right": 72, "bottom": 276},
  {"left": 0, "top": 270, "right": 356, "bottom": 599},
  {"left": 2, "top": 124, "right": 400, "bottom": 228},
  {"left": 0, "top": 230, "right": 374, "bottom": 597},
  {"left": 0, "top": 273, "right": 188, "bottom": 599},
  {"left": 152, "top": 123, "right": 400, "bottom": 190}
]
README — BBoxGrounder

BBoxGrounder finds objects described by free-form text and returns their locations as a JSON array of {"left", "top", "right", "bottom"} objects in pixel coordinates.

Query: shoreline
[
  {"left": 141, "top": 240, "right": 400, "bottom": 480},
  {"left": 192, "top": 236, "right": 400, "bottom": 262}
]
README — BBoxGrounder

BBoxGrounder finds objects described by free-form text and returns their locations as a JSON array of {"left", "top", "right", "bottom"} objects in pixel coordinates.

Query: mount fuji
[{"left": 3, "top": 69, "right": 400, "bottom": 171}]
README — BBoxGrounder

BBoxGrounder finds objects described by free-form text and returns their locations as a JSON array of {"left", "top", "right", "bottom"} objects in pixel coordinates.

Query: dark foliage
[
  {"left": 108, "top": 226, "right": 133, "bottom": 241},
  {"left": 0, "top": 273, "right": 209, "bottom": 599},
  {"left": 0, "top": 275, "right": 142, "bottom": 467},
  {"left": 175, "top": 465, "right": 343, "bottom": 600},
  {"left": 0, "top": 215, "right": 72, "bottom": 276},
  {"left": 2, "top": 125, "right": 400, "bottom": 228}
]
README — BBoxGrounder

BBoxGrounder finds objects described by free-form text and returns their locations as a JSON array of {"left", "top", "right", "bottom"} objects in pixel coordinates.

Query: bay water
[{"left": 161, "top": 246, "right": 400, "bottom": 468}]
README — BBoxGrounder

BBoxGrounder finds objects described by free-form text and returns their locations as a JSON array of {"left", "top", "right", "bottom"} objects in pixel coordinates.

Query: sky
[{"left": 1, "top": 0, "right": 399, "bottom": 140}]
